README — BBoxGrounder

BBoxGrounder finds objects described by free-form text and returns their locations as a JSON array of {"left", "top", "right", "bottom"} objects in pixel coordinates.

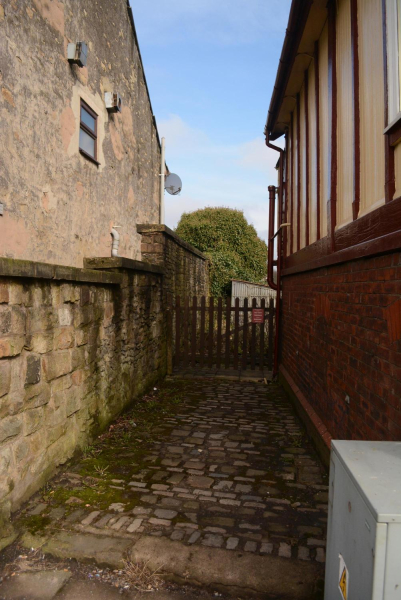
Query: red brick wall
[{"left": 280, "top": 251, "right": 401, "bottom": 441}]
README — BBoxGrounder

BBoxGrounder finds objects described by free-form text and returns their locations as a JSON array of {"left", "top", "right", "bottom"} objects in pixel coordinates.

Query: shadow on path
[{"left": 5, "top": 377, "right": 328, "bottom": 599}]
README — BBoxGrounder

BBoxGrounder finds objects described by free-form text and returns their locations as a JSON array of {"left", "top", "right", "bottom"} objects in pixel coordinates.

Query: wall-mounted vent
[
  {"left": 105, "top": 92, "right": 122, "bottom": 113},
  {"left": 67, "top": 42, "right": 88, "bottom": 67}
]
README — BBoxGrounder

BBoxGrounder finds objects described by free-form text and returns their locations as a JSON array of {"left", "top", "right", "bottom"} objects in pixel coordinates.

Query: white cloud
[
  {"left": 159, "top": 115, "right": 209, "bottom": 154},
  {"left": 160, "top": 114, "right": 285, "bottom": 240},
  {"left": 159, "top": 114, "right": 282, "bottom": 175},
  {"left": 131, "top": 0, "right": 291, "bottom": 46},
  {"left": 237, "top": 138, "right": 275, "bottom": 173}
]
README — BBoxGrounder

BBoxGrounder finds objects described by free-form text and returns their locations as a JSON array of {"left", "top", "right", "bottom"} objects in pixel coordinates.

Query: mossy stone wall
[{"left": 0, "top": 262, "right": 165, "bottom": 536}]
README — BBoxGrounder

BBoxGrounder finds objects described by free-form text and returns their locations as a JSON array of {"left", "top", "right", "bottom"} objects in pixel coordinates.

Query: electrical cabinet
[{"left": 324, "top": 441, "right": 401, "bottom": 600}]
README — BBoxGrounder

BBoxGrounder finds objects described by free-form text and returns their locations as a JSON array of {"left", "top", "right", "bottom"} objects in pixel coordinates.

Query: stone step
[{"left": 20, "top": 530, "right": 324, "bottom": 600}]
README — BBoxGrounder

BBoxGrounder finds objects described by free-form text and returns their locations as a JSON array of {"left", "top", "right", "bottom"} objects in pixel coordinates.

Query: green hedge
[{"left": 176, "top": 207, "right": 267, "bottom": 297}]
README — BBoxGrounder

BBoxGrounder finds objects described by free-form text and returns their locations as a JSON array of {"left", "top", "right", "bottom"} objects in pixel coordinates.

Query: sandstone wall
[
  {"left": 0, "top": 0, "right": 160, "bottom": 266},
  {"left": 0, "top": 257, "right": 165, "bottom": 535},
  {"left": 137, "top": 225, "right": 210, "bottom": 303}
]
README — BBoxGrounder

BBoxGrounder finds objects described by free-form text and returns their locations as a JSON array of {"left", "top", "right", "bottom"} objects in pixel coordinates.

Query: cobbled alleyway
[{"left": 8, "top": 378, "right": 328, "bottom": 599}]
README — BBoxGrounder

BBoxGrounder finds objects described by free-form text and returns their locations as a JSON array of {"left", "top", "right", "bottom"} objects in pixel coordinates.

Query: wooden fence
[{"left": 168, "top": 296, "right": 275, "bottom": 372}]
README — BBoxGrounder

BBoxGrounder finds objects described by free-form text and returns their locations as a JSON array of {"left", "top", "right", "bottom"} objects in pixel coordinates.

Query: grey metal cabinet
[{"left": 324, "top": 441, "right": 401, "bottom": 600}]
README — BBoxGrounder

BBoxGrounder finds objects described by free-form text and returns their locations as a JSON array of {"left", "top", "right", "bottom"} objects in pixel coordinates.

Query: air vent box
[
  {"left": 67, "top": 42, "right": 88, "bottom": 67},
  {"left": 105, "top": 92, "right": 122, "bottom": 113}
]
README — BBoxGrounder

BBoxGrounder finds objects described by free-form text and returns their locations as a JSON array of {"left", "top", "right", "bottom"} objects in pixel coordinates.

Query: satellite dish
[{"left": 165, "top": 173, "right": 182, "bottom": 195}]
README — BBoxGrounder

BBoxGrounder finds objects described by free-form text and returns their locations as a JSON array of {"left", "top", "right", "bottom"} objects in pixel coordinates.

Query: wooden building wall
[
  {"left": 336, "top": 0, "right": 353, "bottom": 229},
  {"left": 308, "top": 60, "right": 318, "bottom": 245},
  {"left": 358, "top": 0, "right": 385, "bottom": 217},
  {"left": 299, "top": 86, "right": 307, "bottom": 250},
  {"left": 284, "top": 0, "right": 397, "bottom": 265},
  {"left": 319, "top": 21, "right": 329, "bottom": 240},
  {"left": 293, "top": 108, "right": 299, "bottom": 253},
  {"left": 274, "top": 0, "right": 401, "bottom": 445}
]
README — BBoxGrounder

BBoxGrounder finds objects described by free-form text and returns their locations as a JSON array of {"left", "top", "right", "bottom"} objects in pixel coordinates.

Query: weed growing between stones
[
  {"left": 122, "top": 559, "right": 165, "bottom": 592},
  {"left": 82, "top": 445, "right": 101, "bottom": 459},
  {"left": 94, "top": 465, "right": 109, "bottom": 476},
  {"left": 288, "top": 434, "right": 305, "bottom": 448},
  {"left": 13, "top": 380, "right": 191, "bottom": 527}
]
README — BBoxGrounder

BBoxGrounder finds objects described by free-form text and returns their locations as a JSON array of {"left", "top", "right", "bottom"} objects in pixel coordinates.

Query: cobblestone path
[{"left": 19, "top": 378, "right": 328, "bottom": 567}]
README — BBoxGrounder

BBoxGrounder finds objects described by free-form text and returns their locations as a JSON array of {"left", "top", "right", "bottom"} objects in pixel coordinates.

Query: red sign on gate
[{"left": 252, "top": 308, "right": 265, "bottom": 324}]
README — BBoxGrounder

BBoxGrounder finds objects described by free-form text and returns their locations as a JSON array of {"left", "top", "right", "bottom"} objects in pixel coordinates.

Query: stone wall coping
[
  {"left": 84, "top": 257, "right": 165, "bottom": 275},
  {"left": 137, "top": 224, "right": 208, "bottom": 261},
  {"left": 0, "top": 257, "right": 122, "bottom": 285}
]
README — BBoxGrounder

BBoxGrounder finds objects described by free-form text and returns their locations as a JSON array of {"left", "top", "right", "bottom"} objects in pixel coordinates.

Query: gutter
[{"left": 264, "top": 0, "right": 313, "bottom": 140}]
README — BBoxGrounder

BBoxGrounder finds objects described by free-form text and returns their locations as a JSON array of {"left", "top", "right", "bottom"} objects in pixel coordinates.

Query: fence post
[
  {"left": 225, "top": 298, "right": 231, "bottom": 369},
  {"left": 234, "top": 298, "right": 240, "bottom": 370},
  {"left": 250, "top": 297, "right": 257, "bottom": 370},
  {"left": 217, "top": 297, "right": 222, "bottom": 369},
  {"left": 268, "top": 297, "right": 274, "bottom": 370},
  {"left": 260, "top": 298, "right": 265, "bottom": 368},
  {"left": 242, "top": 298, "right": 249, "bottom": 370}
]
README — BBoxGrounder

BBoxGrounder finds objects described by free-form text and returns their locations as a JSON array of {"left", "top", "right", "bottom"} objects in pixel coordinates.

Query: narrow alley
[{"left": 2, "top": 378, "right": 328, "bottom": 600}]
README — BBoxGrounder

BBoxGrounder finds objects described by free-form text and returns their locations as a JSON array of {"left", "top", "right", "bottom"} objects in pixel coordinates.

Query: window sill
[
  {"left": 79, "top": 149, "right": 100, "bottom": 166},
  {"left": 384, "top": 112, "right": 401, "bottom": 147}
]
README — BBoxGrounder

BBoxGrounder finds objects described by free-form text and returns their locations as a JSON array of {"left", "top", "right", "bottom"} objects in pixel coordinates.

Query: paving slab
[
  {"left": 55, "top": 579, "right": 125, "bottom": 600},
  {"left": 0, "top": 570, "right": 71, "bottom": 600},
  {"left": 21, "top": 531, "right": 134, "bottom": 568}
]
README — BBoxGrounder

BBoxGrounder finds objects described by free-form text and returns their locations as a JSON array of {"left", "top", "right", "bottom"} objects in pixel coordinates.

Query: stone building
[
  {"left": 0, "top": 0, "right": 209, "bottom": 543},
  {"left": 0, "top": 0, "right": 161, "bottom": 266}
]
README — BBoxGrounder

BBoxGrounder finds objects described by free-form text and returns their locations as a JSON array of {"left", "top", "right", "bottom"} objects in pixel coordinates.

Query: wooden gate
[{"left": 168, "top": 296, "right": 275, "bottom": 373}]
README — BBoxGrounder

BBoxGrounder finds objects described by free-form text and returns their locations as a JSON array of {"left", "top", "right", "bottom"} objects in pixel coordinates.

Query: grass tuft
[{"left": 122, "top": 559, "right": 165, "bottom": 592}]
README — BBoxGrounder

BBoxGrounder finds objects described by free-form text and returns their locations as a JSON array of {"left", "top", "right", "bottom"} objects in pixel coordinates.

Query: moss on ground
[
  {"left": 21, "top": 515, "right": 51, "bottom": 535},
  {"left": 50, "top": 485, "right": 140, "bottom": 512},
  {"left": 15, "top": 379, "right": 191, "bottom": 523}
]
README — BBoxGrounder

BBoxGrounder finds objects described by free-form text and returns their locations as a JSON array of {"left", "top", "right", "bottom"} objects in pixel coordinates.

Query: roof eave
[{"left": 265, "top": 0, "right": 313, "bottom": 140}]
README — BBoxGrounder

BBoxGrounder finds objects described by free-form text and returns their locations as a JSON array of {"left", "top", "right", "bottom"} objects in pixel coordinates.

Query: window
[
  {"left": 79, "top": 100, "right": 98, "bottom": 163},
  {"left": 386, "top": 0, "right": 401, "bottom": 126}
]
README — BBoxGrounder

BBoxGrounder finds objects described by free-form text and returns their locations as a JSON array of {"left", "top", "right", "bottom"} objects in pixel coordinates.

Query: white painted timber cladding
[
  {"left": 293, "top": 106, "right": 299, "bottom": 252},
  {"left": 308, "top": 59, "right": 318, "bottom": 245},
  {"left": 318, "top": 20, "right": 329, "bottom": 239},
  {"left": 386, "top": 0, "right": 400, "bottom": 123},
  {"left": 359, "top": 0, "right": 385, "bottom": 217},
  {"left": 336, "top": 0, "right": 354, "bottom": 230},
  {"left": 299, "top": 84, "right": 307, "bottom": 250}
]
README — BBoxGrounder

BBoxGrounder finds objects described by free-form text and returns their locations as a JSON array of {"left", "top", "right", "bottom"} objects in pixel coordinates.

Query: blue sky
[{"left": 132, "top": 0, "right": 291, "bottom": 242}]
